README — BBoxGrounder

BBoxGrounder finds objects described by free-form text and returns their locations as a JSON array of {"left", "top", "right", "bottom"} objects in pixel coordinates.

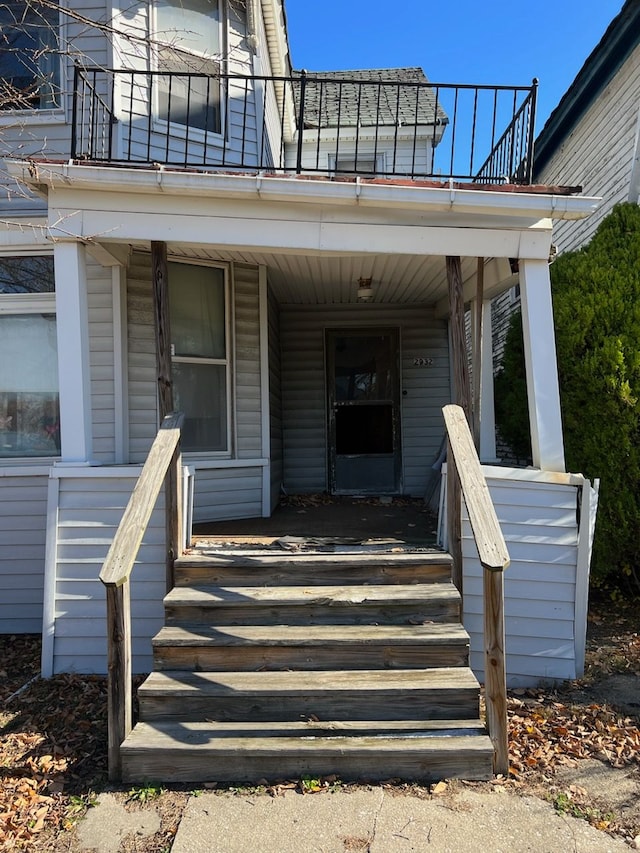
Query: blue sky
[{"left": 284, "top": 0, "right": 625, "bottom": 131}]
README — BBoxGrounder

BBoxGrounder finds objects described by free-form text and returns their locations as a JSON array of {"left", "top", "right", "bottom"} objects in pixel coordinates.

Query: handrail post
[
  {"left": 167, "top": 442, "right": 183, "bottom": 590},
  {"left": 105, "top": 581, "right": 131, "bottom": 782},
  {"left": 483, "top": 565, "right": 508, "bottom": 775},
  {"left": 446, "top": 439, "right": 463, "bottom": 594}
]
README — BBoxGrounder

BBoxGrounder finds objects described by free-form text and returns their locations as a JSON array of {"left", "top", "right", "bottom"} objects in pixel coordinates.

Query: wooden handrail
[
  {"left": 442, "top": 404, "right": 510, "bottom": 776},
  {"left": 100, "top": 411, "right": 184, "bottom": 780}
]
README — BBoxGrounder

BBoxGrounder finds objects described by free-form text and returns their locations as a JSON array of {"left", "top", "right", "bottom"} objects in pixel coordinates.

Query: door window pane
[
  {"left": 333, "top": 334, "right": 393, "bottom": 401},
  {"left": 0, "top": 314, "right": 60, "bottom": 457}
]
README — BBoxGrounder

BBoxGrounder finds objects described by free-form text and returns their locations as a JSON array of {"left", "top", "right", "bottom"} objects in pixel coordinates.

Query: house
[
  {"left": 1, "top": 0, "right": 600, "bottom": 781},
  {"left": 534, "top": 0, "right": 640, "bottom": 249},
  {"left": 490, "top": 0, "right": 640, "bottom": 382}
]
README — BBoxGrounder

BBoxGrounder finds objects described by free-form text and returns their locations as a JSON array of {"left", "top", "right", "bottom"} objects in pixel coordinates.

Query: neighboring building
[
  {"left": 534, "top": 0, "right": 640, "bottom": 251},
  {"left": 0, "top": 0, "right": 599, "bottom": 700}
]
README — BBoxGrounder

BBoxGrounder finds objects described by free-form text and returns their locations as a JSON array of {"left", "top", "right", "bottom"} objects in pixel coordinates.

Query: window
[
  {"left": 0, "top": 0, "right": 60, "bottom": 110},
  {"left": 0, "top": 256, "right": 60, "bottom": 458},
  {"left": 169, "top": 262, "right": 229, "bottom": 453},
  {"left": 332, "top": 154, "right": 385, "bottom": 177},
  {"left": 155, "top": 0, "right": 222, "bottom": 134}
]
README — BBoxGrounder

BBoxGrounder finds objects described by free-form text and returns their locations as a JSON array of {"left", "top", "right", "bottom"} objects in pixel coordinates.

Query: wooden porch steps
[{"left": 120, "top": 549, "right": 494, "bottom": 783}]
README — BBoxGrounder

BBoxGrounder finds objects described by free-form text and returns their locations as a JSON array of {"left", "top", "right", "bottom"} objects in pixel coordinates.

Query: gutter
[{"left": 5, "top": 160, "right": 601, "bottom": 223}]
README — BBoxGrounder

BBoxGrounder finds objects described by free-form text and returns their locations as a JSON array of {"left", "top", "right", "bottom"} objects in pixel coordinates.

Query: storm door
[{"left": 326, "top": 329, "right": 401, "bottom": 495}]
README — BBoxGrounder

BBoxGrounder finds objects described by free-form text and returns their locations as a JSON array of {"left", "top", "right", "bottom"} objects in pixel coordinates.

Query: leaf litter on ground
[{"left": 0, "top": 601, "right": 639, "bottom": 850}]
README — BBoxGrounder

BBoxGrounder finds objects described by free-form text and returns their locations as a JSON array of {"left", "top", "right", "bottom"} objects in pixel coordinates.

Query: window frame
[
  {"left": 0, "top": 252, "right": 60, "bottom": 463},
  {"left": 168, "top": 258, "right": 233, "bottom": 458},
  {"left": 151, "top": 0, "right": 226, "bottom": 142},
  {"left": 0, "top": 0, "right": 64, "bottom": 116}
]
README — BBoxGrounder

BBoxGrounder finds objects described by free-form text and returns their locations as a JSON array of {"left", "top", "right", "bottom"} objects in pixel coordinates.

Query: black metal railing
[{"left": 71, "top": 67, "right": 537, "bottom": 184}]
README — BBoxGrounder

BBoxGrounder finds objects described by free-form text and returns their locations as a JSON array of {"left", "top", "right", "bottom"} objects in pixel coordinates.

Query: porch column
[
  {"left": 519, "top": 258, "right": 565, "bottom": 472},
  {"left": 54, "top": 241, "right": 93, "bottom": 463}
]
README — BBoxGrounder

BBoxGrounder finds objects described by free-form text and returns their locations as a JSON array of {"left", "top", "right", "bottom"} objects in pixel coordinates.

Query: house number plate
[{"left": 413, "top": 357, "right": 433, "bottom": 366}]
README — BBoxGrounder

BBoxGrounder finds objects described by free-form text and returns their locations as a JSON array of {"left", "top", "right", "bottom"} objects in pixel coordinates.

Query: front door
[{"left": 326, "top": 329, "right": 401, "bottom": 495}]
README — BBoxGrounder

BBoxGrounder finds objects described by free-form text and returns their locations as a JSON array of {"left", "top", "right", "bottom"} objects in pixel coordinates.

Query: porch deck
[{"left": 192, "top": 496, "right": 439, "bottom": 548}]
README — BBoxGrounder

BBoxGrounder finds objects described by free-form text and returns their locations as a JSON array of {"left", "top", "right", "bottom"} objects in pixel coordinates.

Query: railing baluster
[
  {"left": 448, "top": 87, "right": 458, "bottom": 179},
  {"left": 71, "top": 65, "right": 79, "bottom": 160},
  {"left": 295, "top": 69, "right": 306, "bottom": 175},
  {"left": 469, "top": 87, "right": 479, "bottom": 177},
  {"left": 333, "top": 81, "right": 343, "bottom": 173},
  {"left": 373, "top": 82, "right": 381, "bottom": 175},
  {"left": 314, "top": 80, "right": 324, "bottom": 172},
  {"left": 241, "top": 76, "right": 250, "bottom": 167}
]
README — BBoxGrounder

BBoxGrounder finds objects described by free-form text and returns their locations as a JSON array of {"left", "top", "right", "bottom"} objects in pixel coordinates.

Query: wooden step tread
[
  {"left": 124, "top": 718, "right": 487, "bottom": 737},
  {"left": 121, "top": 721, "right": 493, "bottom": 783},
  {"left": 139, "top": 667, "right": 480, "bottom": 695},
  {"left": 176, "top": 551, "right": 452, "bottom": 569},
  {"left": 153, "top": 623, "right": 470, "bottom": 647},
  {"left": 165, "top": 583, "right": 459, "bottom": 607}
]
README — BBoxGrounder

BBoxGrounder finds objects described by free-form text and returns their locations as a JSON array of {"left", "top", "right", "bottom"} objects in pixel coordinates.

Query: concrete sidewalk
[
  {"left": 170, "top": 787, "right": 629, "bottom": 853},
  {"left": 77, "top": 784, "right": 632, "bottom": 853}
]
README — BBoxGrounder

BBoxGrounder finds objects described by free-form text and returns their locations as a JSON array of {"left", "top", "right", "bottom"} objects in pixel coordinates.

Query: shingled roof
[{"left": 293, "top": 68, "right": 449, "bottom": 130}]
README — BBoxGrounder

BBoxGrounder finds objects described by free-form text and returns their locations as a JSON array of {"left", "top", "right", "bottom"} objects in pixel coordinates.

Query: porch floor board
[{"left": 193, "top": 496, "right": 438, "bottom": 546}]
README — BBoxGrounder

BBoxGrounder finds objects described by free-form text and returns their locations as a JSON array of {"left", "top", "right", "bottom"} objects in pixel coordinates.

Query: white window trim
[
  {"left": 150, "top": 0, "right": 226, "bottom": 145},
  {"left": 168, "top": 258, "right": 233, "bottom": 459}
]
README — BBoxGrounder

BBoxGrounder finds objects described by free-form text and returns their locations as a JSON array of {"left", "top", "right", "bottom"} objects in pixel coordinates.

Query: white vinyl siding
[
  {"left": 462, "top": 470, "right": 583, "bottom": 686},
  {"left": 268, "top": 284, "right": 283, "bottom": 510},
  {"left": 289, "top": 135, "right": 435, "bottom": 178},
  {"left": 192, "top": 465, "right": 263, "bottom": 522},
  {"left": 87, "top": 258, "right": 116, "bottom": 461},
  {"left": 126, "top": 252, "right": 157, "bottom": 463},
  {"left": 0, "top": 470, "right": 48, "bottom": 632},
  {"left": 279, "top": 303, "right": 450, "bottom": 495},
  {"left": 48, "top": 468, "right": 165, "bottom": 674},
  {"left": 114, "top": 0, "right": 266, "bottom": 168},
  {"left": 537, "top": 41, "right": 640, "bottom": 252}
]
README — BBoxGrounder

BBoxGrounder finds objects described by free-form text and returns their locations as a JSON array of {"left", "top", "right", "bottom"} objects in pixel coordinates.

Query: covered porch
[{"left": 4, "top": 159, "right": 600, "bottom": 690}]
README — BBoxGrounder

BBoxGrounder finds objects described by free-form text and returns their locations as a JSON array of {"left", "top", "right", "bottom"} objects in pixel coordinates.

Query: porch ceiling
[{"left": 159, "top": 244, "right": 478, "bottom": 305}]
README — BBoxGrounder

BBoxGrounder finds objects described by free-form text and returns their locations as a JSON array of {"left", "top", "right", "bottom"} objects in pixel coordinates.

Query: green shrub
[{"left": 494, "top": 203, "right": 640, "bottom": 593}]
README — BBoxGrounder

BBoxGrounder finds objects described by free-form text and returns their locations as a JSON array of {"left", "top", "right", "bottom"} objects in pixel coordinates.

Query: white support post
[
  {"left": 479, "top": 300, "right": 497, "bottom": 462},
  {"left": 54, "top": 241, "right": 93, "bottom": 463},
  {"left": 519, "top": 258, "right": 565, "bottom": 472}
]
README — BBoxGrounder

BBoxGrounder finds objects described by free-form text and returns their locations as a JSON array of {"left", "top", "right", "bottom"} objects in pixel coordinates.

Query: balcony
[{"left": 71, "top": 67, "right": 538, "bottom": 185}]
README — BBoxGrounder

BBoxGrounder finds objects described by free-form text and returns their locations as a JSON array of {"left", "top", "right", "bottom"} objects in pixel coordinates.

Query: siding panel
[
  {"left": 462, "top": 472, "right": 582, "bottom": 687},
  {"left": 50, "top": 471, "right": 166, "bottom": 674},
  {"left": 0, "top": 473, "right": 48, "bottom": 632}
]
